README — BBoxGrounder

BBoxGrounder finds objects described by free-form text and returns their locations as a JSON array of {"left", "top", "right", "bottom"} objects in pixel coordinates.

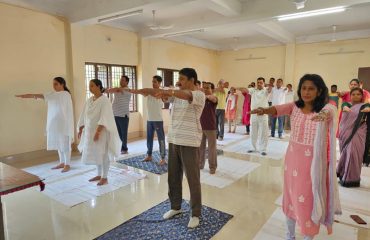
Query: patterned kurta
[{"left": 276, "top": 102, "right": 322, "bottom": 236}]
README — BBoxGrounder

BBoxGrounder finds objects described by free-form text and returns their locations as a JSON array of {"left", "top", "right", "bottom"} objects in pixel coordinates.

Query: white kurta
[
  {"left": 78, "top": 95, "right": 121, "bottom": 165},
  {"left": 248, "top": 88, "right": 269, "bottom": 152},
  {"left": 44, "top": 91, "right": 74, "bottom": 152}
]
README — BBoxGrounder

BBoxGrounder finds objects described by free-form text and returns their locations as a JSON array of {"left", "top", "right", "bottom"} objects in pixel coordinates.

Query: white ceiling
[{"left": 2, "top": 0, "right": 370, "bottom": 50}]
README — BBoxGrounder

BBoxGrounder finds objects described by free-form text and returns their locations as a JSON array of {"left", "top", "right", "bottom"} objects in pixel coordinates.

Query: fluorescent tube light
[
  {"left": 98, "top": 9, "right": 143, "bottom": 23},
  {"left": 163, "top": 29, "right": 205, "bottom": 38},
  {"left": 278, "top": 6, "right": 345, "bottom": 21}
]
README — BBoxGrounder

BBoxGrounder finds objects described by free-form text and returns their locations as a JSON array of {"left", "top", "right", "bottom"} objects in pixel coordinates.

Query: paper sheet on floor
[
  {"left": 200, "top": 156, "right": 260, "bottom": 188},
  {"left": 217, "top": 132, "right": 248, "bottom": 147},
  {"left": 223, "top": 138, "right": 289, "bottom": 160},
  {"left": 253, "top": 208, "right": 358, "bottom": 240},
  {"left": 25, "top": 163, "right": 146, "bottom": 207},
  {"left": 23, "top": 160, "right": 96, "bottom": 183}
]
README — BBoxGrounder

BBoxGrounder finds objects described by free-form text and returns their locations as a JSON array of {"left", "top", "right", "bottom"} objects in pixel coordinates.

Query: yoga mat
[
  {"left": 35, "top": 166, "right": 146, "bottom": 207},
  {"left": 223, "top": 138, "right": 289, "bottom": 160},
  {"left": 95, "top": 199, "right": 233, "bottom": 240}
]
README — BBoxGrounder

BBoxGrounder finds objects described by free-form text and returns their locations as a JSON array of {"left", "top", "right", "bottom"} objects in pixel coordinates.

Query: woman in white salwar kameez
[
  {"left": 78, "top": 79, "right": 121, "bottom": 186},
  {"left": 16, "top": 77, "right": 74, "bottom": 172}
]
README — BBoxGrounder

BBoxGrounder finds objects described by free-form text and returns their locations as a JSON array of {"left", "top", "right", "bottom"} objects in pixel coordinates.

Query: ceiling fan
[{"left": 147, "top": 10, "right": 174, "bottom": 30}]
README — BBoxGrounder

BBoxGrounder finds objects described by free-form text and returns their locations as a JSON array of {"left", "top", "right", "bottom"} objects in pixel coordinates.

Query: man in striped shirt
[
  {"left": 129, "top": 68, "right": 205, "bottom": 228},
  {"left": 106, "top": 75, "right": 131, "bottom": 154}
]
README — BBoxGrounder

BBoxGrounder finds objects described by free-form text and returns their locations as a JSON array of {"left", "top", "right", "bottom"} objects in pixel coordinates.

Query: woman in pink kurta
[
  {"left": 242, "top": 91, "right": 251, "bottom": 134},
  {"left": 251, "top": 74, "right": 341, "bottom": 240},
  {"left": 225, "top": 87, "right": 238, "bottom": 133}
]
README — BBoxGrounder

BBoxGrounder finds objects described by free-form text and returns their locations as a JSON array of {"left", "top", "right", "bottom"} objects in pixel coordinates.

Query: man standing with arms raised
[
  {"left": 142, "top": 75, "right": 166, "bottom": 165},
  {"left": 128, "top": 68, "right": 205, "bottom": 228},
  {"left": 106, "top": 75, "right": 131, "bottom": 154},
  {"left": 214, "top": 80, "right": 228, "bottom": 140},
  {"left": 240, "top": 77, "right": 271, "bottom": 155},
  {"left": 270, "top": 78, "right": 286, "bottom": 138}
]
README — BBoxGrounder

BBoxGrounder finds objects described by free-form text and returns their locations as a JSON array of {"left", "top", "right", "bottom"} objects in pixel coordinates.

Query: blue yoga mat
[
  {"left": 95, "top": 199, "right": 233, "bottom": 240},
  {"left": 118, "top": 151, "right": 168, "bottom": 175},
  {"left": 118, "top": 149, "right": 223, "bottom": 175}
]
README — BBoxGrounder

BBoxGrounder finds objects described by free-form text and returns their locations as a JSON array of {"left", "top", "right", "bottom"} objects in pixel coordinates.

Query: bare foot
[
  {"left": 142, "top": 156, "right": 152, "bottom": 162},
  {"left": 97, "top": 178, "right": 108, "bottom": 186},
  {"left": 89, "top": 176, "right": 101, "bottom": 182},
  {"left": 158, "top": 159, "right": 166, "bottom": 165},
  {"left": 51, "top": 163, "right": 64, "bottom": 170},
  {"left": 61, "top": 165, "right": 71, "bottom": 173}
]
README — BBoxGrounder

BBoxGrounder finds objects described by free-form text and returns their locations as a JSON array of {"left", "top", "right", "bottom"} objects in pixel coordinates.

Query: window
[
  {"left": 157, "top": 68, "right": 179, "bottom": 109},
  {"left": 85, "top": 62, "right": 137, "bottom": 112}
]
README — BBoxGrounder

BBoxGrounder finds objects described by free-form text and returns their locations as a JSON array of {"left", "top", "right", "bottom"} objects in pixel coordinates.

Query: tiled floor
[{"left": 2, "top": 126, "right": 370, "bottom": 240}]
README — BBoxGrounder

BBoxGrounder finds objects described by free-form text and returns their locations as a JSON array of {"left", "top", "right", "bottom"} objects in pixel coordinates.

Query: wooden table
[{"left": 0, "top": 163, "right": 45, "bottom": 240}]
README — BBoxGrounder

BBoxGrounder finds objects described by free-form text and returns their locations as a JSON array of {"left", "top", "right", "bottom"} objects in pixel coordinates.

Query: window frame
[
  {"left": 85, "top": 62, "right": 138, "bottom": 112},
  {"left": 156, "top": 68, "right": 179, "bottom": 109}
]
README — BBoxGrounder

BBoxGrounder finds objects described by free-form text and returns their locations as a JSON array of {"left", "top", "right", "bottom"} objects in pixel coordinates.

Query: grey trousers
[
  {"left": 168, "top": 143, "right": 202, "bottom": 217},
  {"left": 199, "top": 130, "right": 218, "bottom": 171}
]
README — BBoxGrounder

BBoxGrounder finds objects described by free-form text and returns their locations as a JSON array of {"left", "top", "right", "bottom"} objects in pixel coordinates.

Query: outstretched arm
[
  {"left": 250, "top": 106, "right": 277, "bottom": 116},
  {"left": 129, "top": 88, "right": 193, "bottom": 101},
  {"left": 128, "top": 88, "right": 159, "bottom": 97},
  {"left": 207, "top": 95, "right": 218, "bottom": 103},
  {"left": 105, "top": 87, "right": 125, "bottom": 93},
  {"left": 15, "top": 94, "right": 44, "bottom": 99},
  {"left": 237, "top": 87, "right": 248, "bottom": 94},
  {"left": 213, "top": 87, "right": 225, "bottom": 93}
]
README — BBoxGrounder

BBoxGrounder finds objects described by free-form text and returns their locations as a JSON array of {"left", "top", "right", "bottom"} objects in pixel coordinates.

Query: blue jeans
[
  {"left": 147, "top": 121, "right": 166, "bottom": 159},
  {"left": 271, "top": 116, "right": 284, "bottom": 137},
  {"left": 216, "top": 109, "right": 225, "bottom": 138},
  {"left": 115, "top": 116, "right": 129, "bottom": 152}
]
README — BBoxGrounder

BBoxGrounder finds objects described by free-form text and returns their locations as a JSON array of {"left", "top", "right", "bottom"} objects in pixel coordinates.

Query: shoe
[
  {"left": 279, "top": 135, "right": 283, "bottom": 139},
  {"left": 158, "top": 159, "right": 167, "bottom": 165},
  {"left": 121, "top": 150, "right": 128, "bottom": 154},
  {"left": 261, "top": 152, "right": 267, "bottom": 156},
  {"left": 218, "top": 137, "right": 223, "bottom": 141},
  {"left": 210, "top": 169, "right": 216, "bottom": 174},
  {"left": 247, "top": 150, "right": 254, "bottom": 153},
  {"left": 142, "top": 156, "right": 152, "bottom": 162},
  {"left": 163, "top": 209, "right": 182, "bottom": 219},
  {"left": 187, "top": 216, "right": 200, "bottom": 228}
]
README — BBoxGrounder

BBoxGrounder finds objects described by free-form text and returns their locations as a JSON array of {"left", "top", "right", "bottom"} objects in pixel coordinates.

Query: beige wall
[
  {"left": 0, "top": 3, "right": 219, "bottom": 156},
  {"left": 218, "top": 46, "right": 286, "bottom": 87},
  {"left": 139, "top": 39, "right": 219, "bottom": 128},
  {"left": 218, "top": 39, "right": 370, "bottom": 91},
  {"left": 70, "top": 24, "right": 142, "bottom": 140},
  {"left": 2, "top": 2, "right": 370, "bottom": 157},
  {"left": 0, "top": 3, "right": 68, "bottom": 156},
  {"left": 294, "top": 38, "right": 370, "bottom": 90}
]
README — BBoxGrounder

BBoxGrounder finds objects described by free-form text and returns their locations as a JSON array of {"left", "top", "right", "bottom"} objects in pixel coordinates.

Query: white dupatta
[{"left": 311, "top": 104, "right": 341, "bottom": 233}]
